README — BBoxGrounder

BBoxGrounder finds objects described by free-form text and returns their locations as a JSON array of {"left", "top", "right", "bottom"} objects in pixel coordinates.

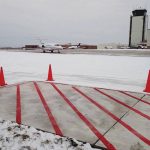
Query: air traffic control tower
[{"left": 129, "top": 9, "right": 148, "bottom": 48}]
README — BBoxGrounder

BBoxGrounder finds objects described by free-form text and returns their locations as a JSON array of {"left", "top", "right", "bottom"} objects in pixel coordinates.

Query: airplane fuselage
[{"left": 42, "top": 44, "right": 63, "bottom": 53}]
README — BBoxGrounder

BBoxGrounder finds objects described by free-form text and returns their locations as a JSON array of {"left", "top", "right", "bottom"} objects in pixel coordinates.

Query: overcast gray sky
[{"left": 0, "top": 0, "right": 150, "bottom": 46}]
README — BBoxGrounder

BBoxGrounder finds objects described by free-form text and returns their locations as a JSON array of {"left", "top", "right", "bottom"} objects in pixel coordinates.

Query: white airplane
[
  {"left": 68, "top": 45, "right": 79, "bottom": 49},
  {"left": 40, "top": 42, "right": 63, "bottom": 53},
  {"left": 68, "top": 43, "right": 81, "bottom": 49}
]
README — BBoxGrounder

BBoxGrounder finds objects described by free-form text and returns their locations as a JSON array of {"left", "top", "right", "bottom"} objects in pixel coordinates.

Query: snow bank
[{"left": 0, "top": 118, "right": 99, "bottom": 150}]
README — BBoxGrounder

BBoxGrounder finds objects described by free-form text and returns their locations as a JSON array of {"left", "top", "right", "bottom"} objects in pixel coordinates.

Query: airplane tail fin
[{"left": 77, "top": 43, "right": 81, "bottom": 48}]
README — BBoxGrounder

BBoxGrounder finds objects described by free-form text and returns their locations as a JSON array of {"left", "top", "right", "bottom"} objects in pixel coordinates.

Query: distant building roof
[{"left": 132, "top": 9, "right": 147, "bottom": 16}]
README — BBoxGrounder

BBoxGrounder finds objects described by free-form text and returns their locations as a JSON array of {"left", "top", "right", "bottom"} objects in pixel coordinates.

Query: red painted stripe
[
  {"left": 50, "top": 83, "right": 116, "bottom": 150},
  {"left": 94, "top": 88, "right": 150, "bottom": 120},
  {"left": 16, "top": 85, "right": 21, "bottom": 124},
  {"left": 33, "top": 82, "right": 63, "bottom": 136},
  {"left": 73, "top": 87, "right": 150, "bottom": 146},
  {"left": 119, "top": 91, "right": 150, "bottom": 106}
]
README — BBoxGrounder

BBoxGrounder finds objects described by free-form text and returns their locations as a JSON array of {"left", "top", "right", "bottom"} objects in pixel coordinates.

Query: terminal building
[{"left": 129, "top": 9, "right": 150, "bottom": 49}]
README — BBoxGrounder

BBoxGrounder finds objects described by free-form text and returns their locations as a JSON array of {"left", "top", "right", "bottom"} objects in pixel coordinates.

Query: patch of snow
[
  {"left": 0, "top": 51, "right": 150, "bottom": 92},
  {"left": 0, "top": 118, "right": 99, "bottom": 150}
]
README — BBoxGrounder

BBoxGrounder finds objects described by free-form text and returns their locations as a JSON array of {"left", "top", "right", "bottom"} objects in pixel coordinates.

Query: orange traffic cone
[
  {"left": 47, "top": 64, "right": 54, "bottom": 81},
  {"left": 0, "top": 67, "right": 7, "bottom": 86},
  {"left": 144, "top": 70, "right": 150, "bottom": 93}
]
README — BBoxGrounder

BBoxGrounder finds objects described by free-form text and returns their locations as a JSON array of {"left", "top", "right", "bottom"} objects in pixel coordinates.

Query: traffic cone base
[
  {"left": 144, "top": 70, "right": 150, "bottom": 93},
  {"left": 0, "top": 67, "right": 7, "bottom": 86},
  {"left": 47, "top": 64, "right": 54, "bottom": 81}
]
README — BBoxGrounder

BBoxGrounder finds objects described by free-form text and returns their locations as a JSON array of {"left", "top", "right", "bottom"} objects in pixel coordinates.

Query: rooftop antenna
[{"left": 133, "top": 0, "right": 148, "bottom": 10}]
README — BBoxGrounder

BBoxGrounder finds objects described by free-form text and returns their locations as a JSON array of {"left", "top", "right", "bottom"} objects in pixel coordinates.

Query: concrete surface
[{"left": 0, "top": 81, "right": 150, "bottom": 150}]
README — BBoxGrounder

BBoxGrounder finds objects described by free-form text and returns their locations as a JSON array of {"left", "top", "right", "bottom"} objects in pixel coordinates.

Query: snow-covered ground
[
  {"left": 0, "top": 51, "right": 150, "bottom": 150},
  {"left": 0, "top": 51, "right": 150, "bottom": 92},
  {"left": 0, "top": 118, "right": 98, "bottom": 150}
]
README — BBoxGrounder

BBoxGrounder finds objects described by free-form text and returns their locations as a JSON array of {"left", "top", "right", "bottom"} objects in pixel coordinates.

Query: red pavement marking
[
  {"left": 119, "top": 91, "right": 150, "bottom": 106},
  {"left": 33, "top": 82, "right": 63, "bottom": 136},
  {"left": 16, "top": 85, "right": 21, "bottom": 124},
  {"left": 72, "top": 87, "right": 150, "bottom": 146},
  {"left": 50, "top": 83, "right": 116, "bottom": 150},
  {"left": 94, "top": 88, "right": 150, "bottom": 120}
]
